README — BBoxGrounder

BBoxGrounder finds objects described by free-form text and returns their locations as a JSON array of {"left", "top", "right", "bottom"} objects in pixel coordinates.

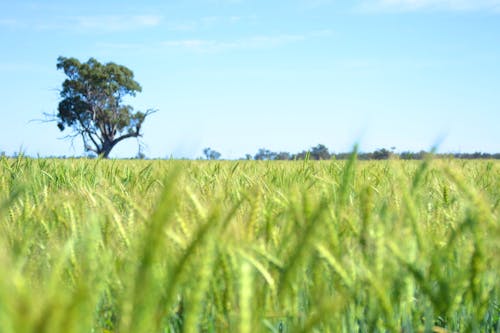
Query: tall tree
[
  {"left": 203, "top": 147, "right": 221, "bottom": 160},
  {"left": 55, "top": 56, "right": 155, "bottom": 158},
  {"left": 310, "top": 144, "right": 330, "bottom": 160}
]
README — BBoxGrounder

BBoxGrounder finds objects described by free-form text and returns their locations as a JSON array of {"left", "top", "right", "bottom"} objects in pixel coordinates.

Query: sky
[{"left": 0, "top": 0, "right": 499, "bottom": 159}]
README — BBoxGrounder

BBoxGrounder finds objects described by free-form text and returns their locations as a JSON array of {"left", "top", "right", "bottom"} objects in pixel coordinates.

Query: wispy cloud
[
  {"left": 0, "top": 18, "right": 24, "bottom": 29},
  {"left": 97, "top": 28, "right": 333, "bottom": 53},
  {"left": 72, "top": 15, "right": 162, "bottom": 32},
  {"left": 0, "top": 62, "right": 49, "bottom": 73},
  {"left": 5, "top": 15, "right": 162, "bottom": 32},
  {"left": 360, "top": 0, "right": 500, "bottom": 12},
  {"left": 161, "top": 34, "right": 306, "bottom": 52},
  {"left": 95, "top": 42, "right": 145, "bottom": 50},
  {"left": 162, "top": 39, "right": 218, "bottom": 49},
  {"left": 299, "top": 0, "right": 335, "bottom": 9},
  {"left": 167, "top": 15, "right": 257, "bottom": 32},
  {"left": 160, "top": 30, "right": 332, "bottom": 53}
]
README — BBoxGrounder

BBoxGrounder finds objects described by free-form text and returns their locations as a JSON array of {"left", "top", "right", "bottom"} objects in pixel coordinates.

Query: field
[{"left": 0, "top": 155, "right": 498, "bottom": 332}]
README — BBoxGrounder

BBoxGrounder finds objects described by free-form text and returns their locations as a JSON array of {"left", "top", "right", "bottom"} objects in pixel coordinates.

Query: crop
[{"left": 0, "top": 155, "right": 498, "bottom": 332}]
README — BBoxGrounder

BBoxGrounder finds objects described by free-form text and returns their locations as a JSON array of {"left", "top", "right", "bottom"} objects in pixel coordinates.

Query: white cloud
[
  {"left": 72, "top": 15, "right": 162, "bottom": 32},
  {"left": 161, "top": 34, "right": 306, "bottom": 52},
  {"left": 97, "top": 29, "right": 332, "bottom": 53},
  {"left": 95, "top": 42, "right": 145, "bottom": 50},
  {"left": 0, "top": 62, "right": 49, "bottom": 73},
  {"left": 0, "top": 18, "right": 23, "bottom": 28},
  {"left": 100, "top": 34, "right": 306, "bottom": 53},
  {"left": 163, "top": 39, "right": 218, "bottom": 49},
  {"left": 31, "top": 15, "right": 162, "bottom": 32},
  {"left": 167, "top": 21, "right": 198, "bottom": 31},
  {"left": 201, "top": 16, "right": 219, "bottom": 25},
  {"left": 167, "top": 15, "right": 257, "bottom": 32},
  {"left": 299, "top": 0, "right": 335, "bottom": 9},
  {"left": 243, "top": 34, "right": 306, "bottom": 47},
  {"left": 360, "top": 0, "right": 500, "bottom": 12}
]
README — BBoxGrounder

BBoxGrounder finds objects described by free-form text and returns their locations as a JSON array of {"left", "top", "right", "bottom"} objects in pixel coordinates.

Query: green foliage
[
  {"left": 56, "top": 57, "right": 154, "bottom": 158},
  {"left": 0, "top": 156, "right": 499, "bottom": 332}
]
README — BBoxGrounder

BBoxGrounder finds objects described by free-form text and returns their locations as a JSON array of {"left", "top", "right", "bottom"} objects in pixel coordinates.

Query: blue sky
[{"left": 1, "top": 0, "right": 499, "bottom": 158}]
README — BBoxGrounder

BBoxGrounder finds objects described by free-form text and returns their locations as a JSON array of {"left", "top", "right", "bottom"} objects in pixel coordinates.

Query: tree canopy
[
  {"left": 203, "top": 147, "right": 221, "bottom": 160},
  {"left": 56, "top": 56, "right": 154, "bottom": 158}
]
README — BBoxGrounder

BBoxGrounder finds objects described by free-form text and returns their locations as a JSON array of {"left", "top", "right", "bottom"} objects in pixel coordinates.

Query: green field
[{"left": 0, "top": 156, "right": 498, "bottom": 332}]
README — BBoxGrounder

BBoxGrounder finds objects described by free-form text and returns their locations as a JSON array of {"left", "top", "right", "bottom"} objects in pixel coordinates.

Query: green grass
[{"left": 0, "top": 155, "right": 499, "bottom": 332}]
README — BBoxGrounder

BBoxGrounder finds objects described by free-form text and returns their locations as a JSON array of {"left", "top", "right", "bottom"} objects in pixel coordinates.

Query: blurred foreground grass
[{"left": 0, "top": 155, "right": 498, "bottom": 332}]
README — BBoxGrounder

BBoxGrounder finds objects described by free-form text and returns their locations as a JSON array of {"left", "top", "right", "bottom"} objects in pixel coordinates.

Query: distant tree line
[
  {"left": 199, "top": 145, "right": 500, "bottom": 161},
  {"left": 2, "top": 146, "right": 499, "bottom": 160},
  {"left": 234, "top": 145, "right": 500, "bottom": 161}
]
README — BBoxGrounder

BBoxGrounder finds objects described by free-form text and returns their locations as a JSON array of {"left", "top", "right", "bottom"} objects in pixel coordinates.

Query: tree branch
[
  {"left": 113, "top": 131, "right": 140, "bottom": 146},
  {"left": 75, "top": 112, "right": 101, "bottom": 152}
]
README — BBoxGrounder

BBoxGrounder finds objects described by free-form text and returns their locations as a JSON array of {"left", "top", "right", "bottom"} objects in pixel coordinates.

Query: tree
[
  {"left": 275, "top": 152, "right": 291, "bottom": 160},
  {"left": 254, "top": 148, "right": 277, "bottom": 161},
  {"left": 55, "top": 56, "right": 155, "bottom": 158},
  {"left": 310, "top": 144, "right": 330, "bottom": 160},
  {"left": 373, "top": 148, "right": 391, "bottom": 160},
  {"left": 203, "top": 147, "right": 221, "bottom": 160}
]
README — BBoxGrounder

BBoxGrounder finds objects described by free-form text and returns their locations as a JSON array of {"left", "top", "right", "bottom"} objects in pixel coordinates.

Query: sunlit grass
[{"left": 0, "top": 155, "right": 498, "bottom": 332}]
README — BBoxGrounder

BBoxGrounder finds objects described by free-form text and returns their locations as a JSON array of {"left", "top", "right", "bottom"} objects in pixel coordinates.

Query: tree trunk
[{"left": 99, "top": 141, "right": 115, "bottom": 158}]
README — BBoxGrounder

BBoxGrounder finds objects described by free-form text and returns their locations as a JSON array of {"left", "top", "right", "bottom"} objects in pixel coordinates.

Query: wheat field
[{"left": 0, "top": 155, "right": 498, "bottom": 332}]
